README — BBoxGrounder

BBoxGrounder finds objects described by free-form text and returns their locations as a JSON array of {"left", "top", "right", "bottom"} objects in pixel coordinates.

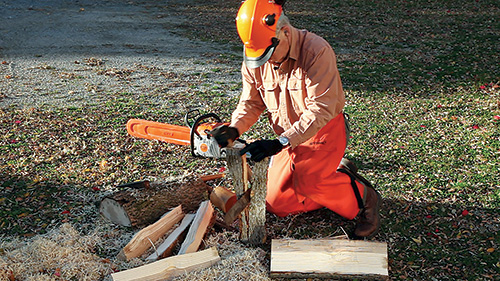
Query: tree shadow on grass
[{"left": 0, "top": 175, "right": 94, "bottom": 237}]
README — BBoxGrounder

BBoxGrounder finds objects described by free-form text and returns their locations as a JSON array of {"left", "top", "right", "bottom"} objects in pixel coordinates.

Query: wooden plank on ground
[
  {"left": 111, "top": 247, "right": 220, "bottom": 281},
  {"left": 178, "top": 200, "right": 214, "bottom": 255},
  {"left": 118, "top": 205, "right": 184, "bottom": 261},
  {"left": 145, "top": 214, "right": 195, "bottom": 261},
  {"left": 271, "top": 239, "right": 389, "bottom": 280}
]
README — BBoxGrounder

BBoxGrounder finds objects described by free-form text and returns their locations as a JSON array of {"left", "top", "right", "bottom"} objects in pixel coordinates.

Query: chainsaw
[
  {"left": 126, "top": 110, "right": 250, "bottom": 224},
  {"left": 126, "top": 110, "right": 245, "bottom": 158}
]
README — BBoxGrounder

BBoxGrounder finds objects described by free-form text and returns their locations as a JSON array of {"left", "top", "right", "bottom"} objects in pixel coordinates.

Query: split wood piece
[
  {"left": 145, "top": 214, "right": 195, "bottom": 261},
  {"left": 270, "top": 239, "right": 389, "bottom": 280},
  {"left": 117, "top": 205, "right": 184, "bottom": 261},
  {"left": 199, "top": 174, "right": 225, "bottom": 182},
  {"left": 99, "top": 175, "right": 208, "bottom": 228},
  {"left": 210, "top": 186, "right": 237, "bottom": 213},
  {"left": 223, "top": 187, "right": 250, "bottom": 225},
  {"left": 225, "top": 148, "right": 268, "bottom": 245},
  {"left": 225, "top": 148, "right": 248, "bottom": 228},
  {"left": 178, "top": 200, "right": 215, "bottom": 255},
  {"left": 111, "top": 247, "right": 221, "bottom": 281}
]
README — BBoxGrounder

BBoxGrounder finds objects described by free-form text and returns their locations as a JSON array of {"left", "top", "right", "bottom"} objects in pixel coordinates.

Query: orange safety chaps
[{"left": 266, "top": 113, "right": 365, "bottom": 219}]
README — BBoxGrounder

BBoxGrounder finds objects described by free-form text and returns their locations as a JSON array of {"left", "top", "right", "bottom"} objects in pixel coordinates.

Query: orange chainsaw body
[
  {"left": 126, "top": 117, "right": 229, "bottom": 158},
  {"left": 126, "top": 119, "right": 225, "bottom": 146}
]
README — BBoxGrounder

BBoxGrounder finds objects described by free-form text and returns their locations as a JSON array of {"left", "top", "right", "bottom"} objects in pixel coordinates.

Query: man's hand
[
  {"left": 209, "top": 125, "right": 239, "bottom": 148},
  {"left": 239, "top": 139, "right": 283, "bottom": 162}
]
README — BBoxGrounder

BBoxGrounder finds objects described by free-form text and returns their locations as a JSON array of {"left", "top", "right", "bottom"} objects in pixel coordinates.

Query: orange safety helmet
[{"left": 236, "top": 0, "right": 284, "bottom": 68}]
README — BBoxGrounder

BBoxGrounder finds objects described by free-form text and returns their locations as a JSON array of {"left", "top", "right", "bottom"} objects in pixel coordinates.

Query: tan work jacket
[{"left": 230, "top": 26, "right": 345, "bottom": 148}]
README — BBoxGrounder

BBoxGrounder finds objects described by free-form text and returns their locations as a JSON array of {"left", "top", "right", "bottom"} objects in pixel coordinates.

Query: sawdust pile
[
  {"left": 0, "top": 224, "right": 114, "bottom": 281},
  {"left": 0, "top": 223, "right": 271, "bottom": 281},
  {"left": 173, "top": 231, "right": 271, "bottom": 281}
]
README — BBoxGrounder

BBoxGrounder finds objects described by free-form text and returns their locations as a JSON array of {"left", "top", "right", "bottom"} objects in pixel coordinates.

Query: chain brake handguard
[{"left": 188, "top": 112, "right": 225, "bottom": 158}]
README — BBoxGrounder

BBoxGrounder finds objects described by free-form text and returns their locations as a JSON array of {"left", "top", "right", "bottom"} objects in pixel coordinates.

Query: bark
[
  {"left": 99, "top": 175, "right": 208, "bottom": 228},
  {"left": 225, "top": 148, "right": 268, "bottom": 245}
]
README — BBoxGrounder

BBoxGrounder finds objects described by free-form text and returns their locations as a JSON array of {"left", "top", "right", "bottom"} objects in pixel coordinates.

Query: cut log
[
  {"left": 178, "top": 200, "right": 215, "bottom": 255},
  {"left": 145, "top": 214, "right": 195, "bottom": 261},
  {"left": 244, "top": 158, "right": 268, "bottom": 244},
  {"left": 118, "top": 205, "right": 184, "bottom": 261},
  {"left": 226, "top": 148, "right": 268, "bottom": 245},
  {"left": 111, "top": 247, "right": 221, "bottom": 281},
  {"left": 99, "top": 175, "right": 208, "bottom": 228},
  {"left": 100, "top": 197, "right": 133, "bottom": 227},
  {"left": 270, "top": 239, "right": 389, "bottom": 280}
]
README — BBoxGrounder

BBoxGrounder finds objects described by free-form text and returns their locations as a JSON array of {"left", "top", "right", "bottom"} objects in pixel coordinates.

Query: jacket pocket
[
  {"left": 287, "top": 75, "right": 306, "bottom": 115},
  {"left": 259, "top": 80, "right": 279, "bottom": 111}
]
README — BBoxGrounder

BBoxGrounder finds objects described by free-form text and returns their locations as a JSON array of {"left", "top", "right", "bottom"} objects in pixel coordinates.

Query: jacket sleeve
[
  {"left": 281, "top": 43, "right": 345, "bottom": 148},
  {"left": 229, "top": 63, "right": 267, "bottom": 135}
]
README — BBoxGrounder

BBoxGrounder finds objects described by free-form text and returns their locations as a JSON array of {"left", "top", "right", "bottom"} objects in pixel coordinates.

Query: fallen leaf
[
  {"left": 487, "top": 248, "right": 495, "bottom": 253},
  {"left": 99, "top": 159, "right": 109, "bottom": 171}
]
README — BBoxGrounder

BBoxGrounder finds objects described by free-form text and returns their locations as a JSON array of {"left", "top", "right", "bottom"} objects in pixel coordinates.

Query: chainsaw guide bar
[{"left": 126, "top": 112, "right": 244, "bottom": 158}]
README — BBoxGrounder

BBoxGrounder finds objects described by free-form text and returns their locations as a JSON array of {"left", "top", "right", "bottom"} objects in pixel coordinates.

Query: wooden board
[
  {"left": 271, "top": 239, "right": 388, "bottom": 280},
  {"left": 178, "top": 200, "right": 214, "bottom": 255},
  {"left": 145, "top": 214, "right": 195, "bottom": 261},
  {"left": 111, "top": 247, "right": 220, "bottom": 281},
  {"left": 118, "top": 205, "right": 184, "bottom": 261}
]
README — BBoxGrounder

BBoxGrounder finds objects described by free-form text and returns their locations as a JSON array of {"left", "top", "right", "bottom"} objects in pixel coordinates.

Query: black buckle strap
[{"left": 337, "top": 168, "right": 364, "bottom": 210}]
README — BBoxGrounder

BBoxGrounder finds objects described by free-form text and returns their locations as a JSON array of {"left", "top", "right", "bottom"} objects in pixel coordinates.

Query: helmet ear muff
[{"left": 264, "top": 14, "right": 276, "bottom": 26}]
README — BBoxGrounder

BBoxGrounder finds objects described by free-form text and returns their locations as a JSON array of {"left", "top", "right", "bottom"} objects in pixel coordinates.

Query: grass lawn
[{"left": 1, "top": 0, "right": 499, "bottom": 280}]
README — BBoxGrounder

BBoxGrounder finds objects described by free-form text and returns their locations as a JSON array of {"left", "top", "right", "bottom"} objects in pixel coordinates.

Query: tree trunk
[{"left": 99, "top": 175, "right": 208, "bottom": 228}]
